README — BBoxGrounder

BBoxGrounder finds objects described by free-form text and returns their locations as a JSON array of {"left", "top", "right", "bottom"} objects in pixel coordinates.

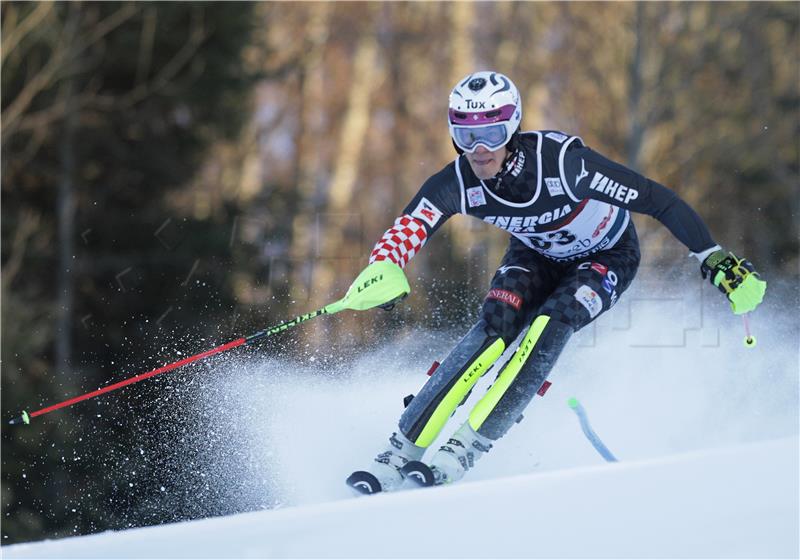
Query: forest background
[{"left": 2, "top": 1, "right": 798, "bottom": 544}]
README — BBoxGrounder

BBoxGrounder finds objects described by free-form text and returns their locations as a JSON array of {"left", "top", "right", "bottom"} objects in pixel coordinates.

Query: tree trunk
[
  {"left": 55, "top": 5, "right": 81, "bottom": 375},
  {"left": 314, "top": 27, "right": 381, "bottom": 312},
  {"left": 288, "top": 3, "right": 331, "bottom": 312},
  {"left": 627, "top": 2, "right": 645, "bottom": 171}
]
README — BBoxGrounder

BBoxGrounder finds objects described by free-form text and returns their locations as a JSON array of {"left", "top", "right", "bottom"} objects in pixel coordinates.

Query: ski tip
[
  {"left": 8, "top": 411, "right": 30, "bottom": 426},
  {"left": 400, "top": 461, "right": 436, "bottom": 487},
  {"left": 567, "top": 397, "right": 579, "bottom": 409},
  {"left": 346, "top": 471, "right": 382, "bottom": 495}
]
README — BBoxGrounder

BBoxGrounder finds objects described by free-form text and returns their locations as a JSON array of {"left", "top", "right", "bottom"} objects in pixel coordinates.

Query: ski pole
[
  {"left": 742, "top": 314, "right": 757, "bottom": 348},
  {"left": 8, "top": 303, "right": 341, "bottom": 426},
  {"left": 567, "top": 397, "right": 618, "bottom": 462},
  {"left": 8, "top": 261, "right": 412, "bottom": 426}
]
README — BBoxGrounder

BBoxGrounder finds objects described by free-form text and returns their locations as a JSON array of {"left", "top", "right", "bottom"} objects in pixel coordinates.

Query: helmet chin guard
[{"left": 448, "top": 71, "right": 522, "bottom": 154}]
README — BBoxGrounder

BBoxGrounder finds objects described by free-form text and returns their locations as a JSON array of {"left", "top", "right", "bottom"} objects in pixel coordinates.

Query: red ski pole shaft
[
  {"left": 9, "top": 302, "right": 344, "bottom": 426},
  {"left": 23, "top": 338, "right": 246, "bottom": 424}
]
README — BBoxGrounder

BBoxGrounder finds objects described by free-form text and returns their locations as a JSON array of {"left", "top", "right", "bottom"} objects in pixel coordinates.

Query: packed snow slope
[
  {"left": 4, "top": 437, "right": 798, "bottom": 559},
  {"left": 3, "top": 280, "right": 799, "bottom": 558}
]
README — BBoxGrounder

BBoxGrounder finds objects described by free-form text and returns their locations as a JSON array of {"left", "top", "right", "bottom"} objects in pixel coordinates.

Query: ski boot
[
  {"left": 404, "top": 422, "right": 494, "bottom": 488},
  {"left": 346, "top": 431, "right": 424, "bottom": 495}
]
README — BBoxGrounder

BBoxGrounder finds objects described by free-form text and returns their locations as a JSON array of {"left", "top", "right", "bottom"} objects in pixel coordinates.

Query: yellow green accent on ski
[
  {"left": 469, "top": 315, "right": 550, "bottom": 431},
  {"left": 414, "top": 338, "right": 506, "bottom": 447}
]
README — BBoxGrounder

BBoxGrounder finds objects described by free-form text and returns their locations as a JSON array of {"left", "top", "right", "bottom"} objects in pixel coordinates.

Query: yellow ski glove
[{"left": 701, "top": 250, "right": 766, "bottom": 314}]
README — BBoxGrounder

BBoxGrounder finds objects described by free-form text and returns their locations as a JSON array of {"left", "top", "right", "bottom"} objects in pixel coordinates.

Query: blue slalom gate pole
[{"left": 567, "top": 397, "right": 618, "bottom": 462}]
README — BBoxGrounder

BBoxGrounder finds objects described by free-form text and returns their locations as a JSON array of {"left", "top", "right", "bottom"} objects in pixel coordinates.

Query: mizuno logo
[
  {"left": 497, "top": 265, "right": 530, "bottom": 275},
  {"left": 576, "top": 159, "right": 589, "bottom": 186}
]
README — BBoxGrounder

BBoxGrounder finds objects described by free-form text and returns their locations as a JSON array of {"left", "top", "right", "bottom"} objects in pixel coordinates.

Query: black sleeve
[
  {"left": 399, "top": 161, "right": 463, "bottom": 237},
  {"left": 565, "top": 146, "right": 717, "bottom": 253}
]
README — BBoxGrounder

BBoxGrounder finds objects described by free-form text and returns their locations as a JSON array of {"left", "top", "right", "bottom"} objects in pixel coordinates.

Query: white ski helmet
[{"left": 448, "top": 71, "right": 522, "bottom": 153}]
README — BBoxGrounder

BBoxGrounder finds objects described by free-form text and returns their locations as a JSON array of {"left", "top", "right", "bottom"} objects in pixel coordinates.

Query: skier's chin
[
  {"left": 468, "top": 158, "right": 501, "bottom": 180},
  {"left": 467, "top": 146, "right": 506, "bottom": 179}
]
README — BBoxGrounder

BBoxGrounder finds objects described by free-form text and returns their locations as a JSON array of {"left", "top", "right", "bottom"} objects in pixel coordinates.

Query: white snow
[
  {"left": 4, "top": 437, "right": 798, "bottom": 559},
  {"left": 3, "top": 284, "right": 799, "bottom": 558}
]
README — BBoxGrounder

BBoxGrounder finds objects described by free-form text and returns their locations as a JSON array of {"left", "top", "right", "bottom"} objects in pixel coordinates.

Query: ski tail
[{"left": 567, "top": 397, "right": 618, "bottom": 462}]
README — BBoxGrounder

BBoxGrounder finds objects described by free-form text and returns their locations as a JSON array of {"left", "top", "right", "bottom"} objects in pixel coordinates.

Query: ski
[
  {"left": 347, "top": 460, "right": 443, "bottom": 495},
  {"left": 345, "top": 471, "right": 384, "bottom": 495},
  {"left": 567, "top": 397, "right": 618, "bottom": 462},
  {"left": 399, "top": 461, "right": 437, "bottom": 488}
]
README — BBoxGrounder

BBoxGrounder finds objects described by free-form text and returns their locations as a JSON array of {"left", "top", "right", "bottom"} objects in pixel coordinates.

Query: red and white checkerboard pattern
[{"left": 368, "top": 215, "right": 428, "bottom": 269}]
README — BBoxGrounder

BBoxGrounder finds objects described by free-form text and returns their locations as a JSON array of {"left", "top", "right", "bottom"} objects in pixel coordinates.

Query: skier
[{"left": 344, "top": 71, "right": 766, "bottom": 493}]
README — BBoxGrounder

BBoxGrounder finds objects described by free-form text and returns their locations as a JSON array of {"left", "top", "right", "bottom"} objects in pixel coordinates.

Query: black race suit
[{"left": 369, "top": 131, "right": 717, "bottom": 444}]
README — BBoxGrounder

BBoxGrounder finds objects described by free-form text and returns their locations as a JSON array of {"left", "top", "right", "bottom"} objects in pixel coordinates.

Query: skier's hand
[
  {"left": 342, "top": 261, "right": 410, "bottom": 312},
  {"left": 701, "top": 250, "right": 766, "bottom": 314}
]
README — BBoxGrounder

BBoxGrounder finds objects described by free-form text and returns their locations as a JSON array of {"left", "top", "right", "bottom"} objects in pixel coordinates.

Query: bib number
[{"left": 529, "top": 229, "right": 577, "bottom": 250}]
